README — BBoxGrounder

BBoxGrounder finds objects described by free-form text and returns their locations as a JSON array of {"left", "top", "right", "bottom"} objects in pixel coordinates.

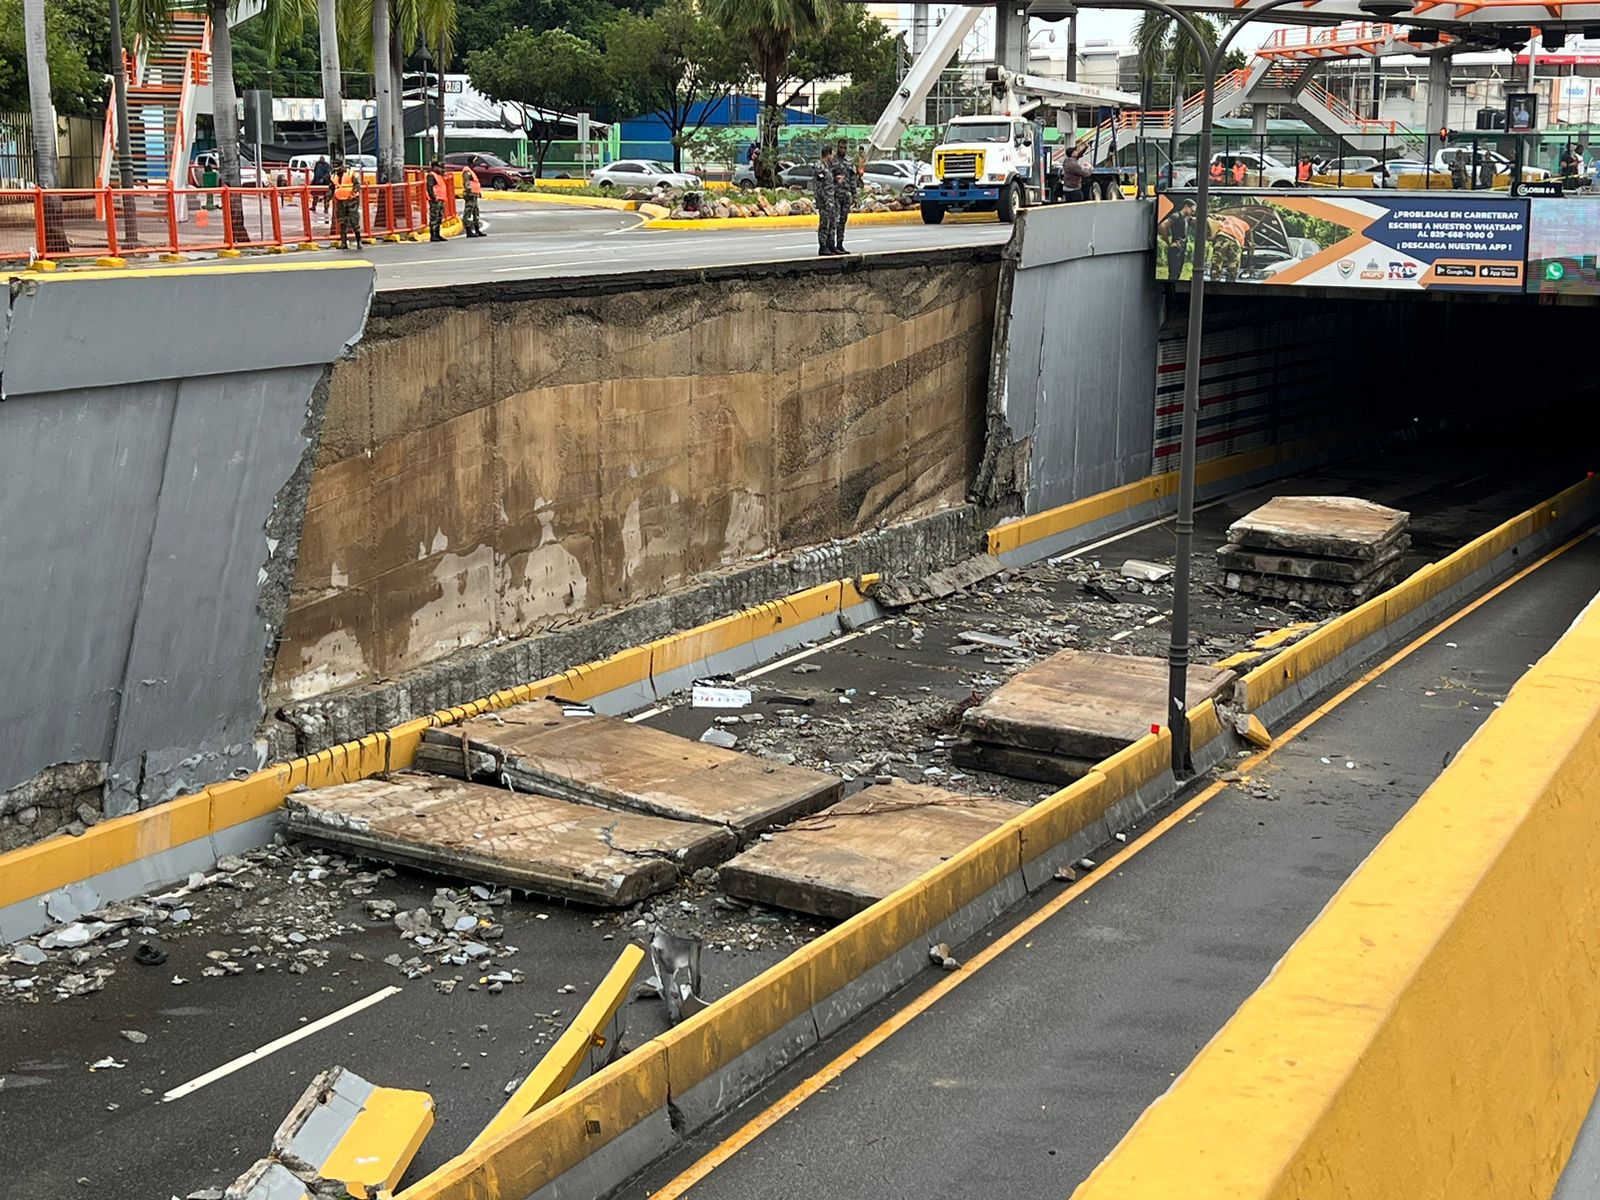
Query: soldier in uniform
[
  {"left": 461, "top": 165, "right": 485, "bottom": 237},
  {"left": 328, "top": 156, "right": 362, "bottom": 250},
  {"left": 426, "top": 159, "right": 449, "bottom": 242},
  {"left": 813, "top": 144, "right": 838, "bottom": 256},
  {"left": 832, "top": 138, "right": 859, "bottom": 254}
]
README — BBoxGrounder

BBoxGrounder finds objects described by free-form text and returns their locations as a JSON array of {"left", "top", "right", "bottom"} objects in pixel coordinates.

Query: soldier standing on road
[
  {"left": 329, "top": 156, "right": 361, "bottom": 250},
  {"left": 426, "top": 159, "right": 449, "bottom": 243},
  {"left": 461, "top": 166, "right": 485, "bottom": 238},
  {"left": 813, "top": 144, "right": 838, "bottom": 256},
  {"left": 832, "top": 139, "right": 858, "bottom": 254}
]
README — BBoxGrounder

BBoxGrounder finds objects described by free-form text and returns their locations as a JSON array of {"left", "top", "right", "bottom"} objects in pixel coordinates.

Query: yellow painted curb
[
  {"left": 158, "top": 253, "right": 186, "bottom": 262},
  {"left": 386, "top": 475, "right": 1594, "bottom": 1200},
  {"left": 94, "top": 256, "right": 128, "bottom": 268},
  {"left": 468, "top": 945, "right": 645, "bottom": 1154},
  {"left": 217, "top": 248, "right": 242, "bottom": 258},
  {"left": 28, "top": 259, "right": 59, "bottom": 271},
  {"left": 319, "top": 1085, "right": 436, "bottom": 1194},
  {"left": 297, "top": 241, "right": 320, "bottom": 251},
  {"left": 645, "top": 209, "right": 942, "bottom": 231},
  {"left": 1073, "top": 543, "right": 1600, "bottom": 1200}
]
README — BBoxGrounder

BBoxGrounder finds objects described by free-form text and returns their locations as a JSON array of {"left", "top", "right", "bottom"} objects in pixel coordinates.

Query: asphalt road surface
[
  {"left": 154, "top": 201, "right": 1010, "bottom": 291},
  {"left": 633, "top": 530, "right": 1600, "bottom": 1200}
]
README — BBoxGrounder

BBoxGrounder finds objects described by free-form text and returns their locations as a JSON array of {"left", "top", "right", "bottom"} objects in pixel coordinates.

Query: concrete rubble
[{"left": 1218, "top": 496, "right": 1411, "bottom": 609}]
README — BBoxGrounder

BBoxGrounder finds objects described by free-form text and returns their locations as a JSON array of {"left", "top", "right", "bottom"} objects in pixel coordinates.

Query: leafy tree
[
  {"left": 468, "top": 26, "right": 608, "bottom": 174},
  {"left": 814, "top": 24, "right": 903, "bottom": 124},
  {"left": 704, "top": 0, "right": 832, "bottom": 185},
  {"left": 1134, "top": 10, "right": 1220, "bottom": 181},
  {"left": 458, "top": 0, "right": 648, "bottom": 61},
  {"left": 785, "top": 4, "right": 894, "bottom": 108},
  {"left": 0, "top": 0, "right": 107, "bottom": 115},
  {"left": 604, "top": 0, "right": 743, "bottom": 169}
]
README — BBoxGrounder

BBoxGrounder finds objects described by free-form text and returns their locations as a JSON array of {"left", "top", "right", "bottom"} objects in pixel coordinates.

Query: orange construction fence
[{"left": 2, "top": 177, "right": 457, "bottom": 264}]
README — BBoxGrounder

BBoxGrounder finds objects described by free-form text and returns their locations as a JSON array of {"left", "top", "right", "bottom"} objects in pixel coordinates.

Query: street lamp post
[{"left": 1098, "top": 0, "right": 1403, "bottom": 776}]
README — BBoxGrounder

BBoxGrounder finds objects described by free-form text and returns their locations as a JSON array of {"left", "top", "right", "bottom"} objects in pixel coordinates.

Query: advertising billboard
[
  {"left": 1526, "top": 197, "right": 1600, "bottom": 293},
  {"left": 1155, "top": 192, "right": 1528, "bottom": 293}
]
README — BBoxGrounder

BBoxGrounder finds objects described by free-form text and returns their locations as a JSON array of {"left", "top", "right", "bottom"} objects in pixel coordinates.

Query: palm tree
[
  {"left": 369, "top": 0, "right": 398, "bottom": 181},
  {"left": 22, "top": 0, "right": 58, "bottom": 191},
  {"left": 706, "top": 0, "right": 833, "bottom": 186},
  {"left": 318, "top": 0, "right": 346, "bottom": 157},
  {"left": 1134, "top": 11, "right": 1220, "bottom": 186},
  {"left": 21, "top": 0, "right": 67, "bottom": 253}
]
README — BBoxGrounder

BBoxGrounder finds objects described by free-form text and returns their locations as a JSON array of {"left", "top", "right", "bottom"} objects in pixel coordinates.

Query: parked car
[
  {"left": 189, "top": 150, "right": 261, "bottom": 187},
  {"left": 1320, "top": 154, "right": 1378, "bottom": 176},
  {"left": 283, "top": 153, "right": 377, "bottom": 187},
  {"left": 1173, "top": 150, "right": 1298, "bottom": 188},
  {"left": 730, "top": 159, "right": 795, "bottom": 187},
  {"left": 591, "top": 159, "right": 702, "bottom": 190},
  {"left": 1369, "top": 159, "right": 1427, "bottom": 188},
  {"left": 863, "top": 159, "right": 934, "bottom": 196},
  {"left": 1432, "top": 147, "right": 1550, "bottom": 184},
  {"left": 444, "top": 151, "right": 533, "bottom": 189}
]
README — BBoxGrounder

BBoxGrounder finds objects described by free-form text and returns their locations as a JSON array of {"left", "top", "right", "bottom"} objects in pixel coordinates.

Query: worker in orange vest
[
  {"left": 461, "top": 165, "right": 485, "bottom": 238},
  {"left": 328, "top": 156, "right": 361, "bottom": 250},
  {"left": 425, "top": 159, "right": 448, "bottom": 242},
  {"left": 1208, "top": 159, "right": 1225, "bottom": 184},
  {"left": 1231, "top": 159, "right": 1248, "bottom": 186}
]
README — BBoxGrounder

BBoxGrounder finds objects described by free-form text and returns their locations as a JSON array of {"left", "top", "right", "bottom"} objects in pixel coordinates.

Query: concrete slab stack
[{"left": 1218, "top": 496, "right": 1411, "bottom": 608}]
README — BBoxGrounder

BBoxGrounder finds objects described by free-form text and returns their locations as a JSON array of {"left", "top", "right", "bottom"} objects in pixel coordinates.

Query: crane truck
[{"left": 866, "top": 9, "right": 1139, "bottom": 225}]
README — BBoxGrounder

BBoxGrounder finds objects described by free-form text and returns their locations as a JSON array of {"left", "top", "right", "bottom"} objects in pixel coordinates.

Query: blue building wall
[{"left": 617, "top": 95, "right": 828, "bottom": 162}]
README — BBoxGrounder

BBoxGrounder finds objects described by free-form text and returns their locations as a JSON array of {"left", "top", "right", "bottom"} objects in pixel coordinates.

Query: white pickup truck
[
  {"left": 1432, "top": 147, "right": 1550, "bottom": 184},
  {"left": 1173, "top": 150, "right": 1299, "bottom": 189}
]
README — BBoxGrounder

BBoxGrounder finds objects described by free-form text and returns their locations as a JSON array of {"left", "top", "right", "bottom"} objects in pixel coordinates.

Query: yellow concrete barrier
[
  {"left": 1072, "top": 591, "right": 1600, "bottom": 1200},
  {"left": 468, "top": 944, "right": 645, "bottom": 1154},
  {"left": 403, "top": 1044, "right": 672, "bottom": 1198},
  {"left": 986, "top": 432, "right": 1348, "bottom": 561}
]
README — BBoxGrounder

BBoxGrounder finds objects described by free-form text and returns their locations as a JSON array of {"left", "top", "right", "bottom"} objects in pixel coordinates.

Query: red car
[{"left": 443, "top": 152, "right": 533, "bottom": 189}]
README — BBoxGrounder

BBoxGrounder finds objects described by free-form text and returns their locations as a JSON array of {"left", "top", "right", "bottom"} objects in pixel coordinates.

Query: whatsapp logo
[{"left": 1545, "top": 261, "right": 1566, "bottom": 281}]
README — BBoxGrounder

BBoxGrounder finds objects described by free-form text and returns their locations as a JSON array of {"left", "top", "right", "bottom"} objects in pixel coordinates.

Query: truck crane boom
[{"left": 866, "top": 7, "right": 984, "bottom": 158}]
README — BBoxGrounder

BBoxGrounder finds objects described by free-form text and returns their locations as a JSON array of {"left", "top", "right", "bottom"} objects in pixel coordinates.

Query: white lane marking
[
  {"left": 624, "top": 628, "right": 873, "bottom": 724},
  {"left": 739, "top": 628, "right": 871, "bottom": 681},
  {"left": 1060, "top": 496, "right": 1233, "bottom": 559},
  {"left": 161, "top": 985, "right": 402, "bottom": 1102}
]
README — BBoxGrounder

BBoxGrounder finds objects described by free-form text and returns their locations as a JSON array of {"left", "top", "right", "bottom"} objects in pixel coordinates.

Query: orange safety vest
[
  {"left": 1231, "top": 163, "right": 1247, "bottom": 183},
  {"left": 1209, "top": 162, "right": 1224, "bottom": 183},
  {"left": 464, "top": 169, "right": 482, "bottom": 196},
  {"left": 1296, "top": 160, "right": 1312, "bottom": 182},
  {"left": 332, "top": 169, "right": 355, "bottom": 201},
  {"left": 427, "top": 170, "right": 447, "bottom": 201}
]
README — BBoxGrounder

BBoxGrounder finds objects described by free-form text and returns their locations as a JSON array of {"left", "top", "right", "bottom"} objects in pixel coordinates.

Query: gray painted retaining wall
[
  {"left": 989, "top": 201, "right": 1160, "bottom": 513},
  {"left": 0, "top": 264, "right": 374, "bottom": 828}
]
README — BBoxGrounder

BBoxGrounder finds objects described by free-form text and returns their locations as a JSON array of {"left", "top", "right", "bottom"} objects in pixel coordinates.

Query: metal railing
[{"left": 1, "top": 178, "right": 444, "bottom": 264}]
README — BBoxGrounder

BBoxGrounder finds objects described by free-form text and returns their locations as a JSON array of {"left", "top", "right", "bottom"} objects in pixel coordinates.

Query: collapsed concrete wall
[
  {"left": 0, "top": 264, "right": 374, "bottom": 843},
  {"left": 978, "top": 201, "right": 1160, "bottom": 513},
  {"left": 271, "top": 252, "right": 999, "bottom": 709}
]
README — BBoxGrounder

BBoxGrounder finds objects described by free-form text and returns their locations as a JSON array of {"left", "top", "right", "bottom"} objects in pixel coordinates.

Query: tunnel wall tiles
[{"left": 273, "top": 265, "right": 998, "bottom": 702}]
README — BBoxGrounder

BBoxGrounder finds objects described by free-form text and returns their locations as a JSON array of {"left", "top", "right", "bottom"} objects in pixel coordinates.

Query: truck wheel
[
  {"left": 920, "top": 201, "right": 946, "bottom": 225},
  {"left": 998, "top": 180, "right": 1023, "bottom": 223}
]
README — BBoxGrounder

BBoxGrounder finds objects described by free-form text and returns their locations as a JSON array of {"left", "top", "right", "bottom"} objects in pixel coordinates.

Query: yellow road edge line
[
  {"left": 643, "top": 524, "right": 1597, "bottom": 1200},
  {"left": 465, "top": 944, "right": 646, "bottom": 1156}
]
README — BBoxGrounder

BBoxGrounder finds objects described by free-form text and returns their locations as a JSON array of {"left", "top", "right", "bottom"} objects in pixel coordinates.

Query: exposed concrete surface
[
  {"left": 0, "top": 266, "right": 374, "bottom": 827},
  {"left": 271, "top": 254, "right": 1000, "bottom": 714},
  {"left": 983, "top": 201, "right": 1160, "bottom": 512}
]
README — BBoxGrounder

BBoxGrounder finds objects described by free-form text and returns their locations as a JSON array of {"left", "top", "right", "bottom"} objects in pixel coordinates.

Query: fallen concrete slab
[
  {"left": 958, "top": 650, "right": 1235, "bottom": 763},
  {"left": 284, "top": 775, "right": 735, "bottom": 907},
  {"left": 1215, "top": 540, "right": 1407, "bottom": 582},
  {"left": 414, "top": 699, "right": 841, "bottom": 835},
  {"left": 1225, "top": 495, "right": 1409, "bottom": 560},
  {"left": 718, "top": 784, "right": 1026, "bottom": 920}
]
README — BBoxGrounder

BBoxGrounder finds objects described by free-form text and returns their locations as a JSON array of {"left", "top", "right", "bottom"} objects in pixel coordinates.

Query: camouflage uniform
[
  {"left": 812, "top": 154, "right": 838, "bottom": 254},
  {"left": 831, "top": 147, "right": 858, "bottom": 253},
  {"left": 1209, "top": 234, "right": 1240, "bottom": 281},
  {"left": 329, "top": 165, "right": 361, "bottom": 249}
]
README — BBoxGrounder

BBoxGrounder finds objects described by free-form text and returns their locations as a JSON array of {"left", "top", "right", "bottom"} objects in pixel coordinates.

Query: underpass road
[
  {"left": 633, "top": 531, "right": 1600, "bottom": 1200},
  {"left": 136, "top": 200, "right": 1010, "bottom": 290}
]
